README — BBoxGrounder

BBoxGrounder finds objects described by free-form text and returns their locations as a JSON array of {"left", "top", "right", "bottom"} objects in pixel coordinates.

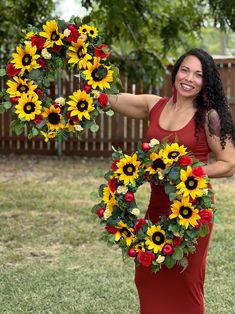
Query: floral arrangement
[
  {"left": 0, "top": 17, "right": 121, "bottom": 142},
  {"left": 92, "top": 139, "right": 215, "bottom": 273}
]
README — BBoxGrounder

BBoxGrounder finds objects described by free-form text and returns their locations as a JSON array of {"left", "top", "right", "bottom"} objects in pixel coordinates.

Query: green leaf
[
  {"left": 0, "top": 68, "right": 6, "bottom": 77},
  {"left": 10, "top": 120, "right": 25, "bottom": 135},
  {"left": 164, "top": 256, "right": 176, "bottom": 269},
  {"left": 28, "top": 69, "right": 43, "bottom": 81},
  {"left": 198, "top": 224, "right": 209, "bottom": 237},
  {"left": 3, "top": 101, "right": 12, "bottom": 109},
  {"left": 164, "top": 182, "right": 176, "bottom": 195},
  {"left": 90, "top": 123, "right": 99, "bottom": 133},
  {"left": 168, "top": 166, "right": 180, "bottom": 181},
  {"left": 105, "top": 109, "right": 114, "bottom": 117},
  {"left": 172, "top": 247, "right": 184, "bottom": 260}
]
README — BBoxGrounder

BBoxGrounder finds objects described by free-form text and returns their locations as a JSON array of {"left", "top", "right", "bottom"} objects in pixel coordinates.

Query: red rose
[
  {"left": 172, "top": 237, "right": 183, "bottom": 247},
  {"left": 66, "top": 24, "right": 80, "bottom": 42},
  {"left": 162, "top": 244, "right": 174, "bottom": 255},
  {"left": 6, "top": 63, "right": 21, "bottom": 77},
  {"left": 35, "top": 88, "right": 43, "bottom": 98},
  {"left": 31, "top": 35, "right": 46, "bottom": 51},
  {"left": 137, "top": 251, "right": 155, "bottom": 267},
  {"left": 141, "top": 143, "right": 151, "bottom": 152},
  {"left": 10, "top": 97, "right": 19, "bottom": 104},
  {"left": 52, "top": 44, "right": 62, "bottom": 53},
  {"left": 128, "top": 247, "right": 137, "bottom": 257},
  {"left": 189, "top": 197, "right": 197, "bottom": 205},
  {"left": 70, "top": 116, "right": 79, "bottom": 123},
  {"left": 82, "top": 83, "right": 92, "bottom": 93},
  {"left": 97, "top": 207, "right": 105, "bottom": 218},
  {"left": 98, "top": 93, "right": 109, "bottom": 108},
  {"left": 179, "top": 155, "right": 193, "bottom": 166},
  {"left": 199, "top": 209, "right": 213, "bottom": 224},
  {"left": 192, "top": 166, "right": 206, "bottom": 178},
  {"left": 108, "top": 178, "right": 117, "bottom": 193},
  {"left": 105, "top": 226, "right": 119, "bottom": 234},
  {"left": 37, "top": 58, "right": 46, "bottom": 69},
  {"left": 33, "top": 115, "right": 43, "bottom": 124},
  {"left": 124, "top": 191, "right": 135, "bottom": 203},
  {"left": 94, "top": 44, "right": 110, "bottom": 59},
  {"left": 134, "top": 218, "right": 147, "bottom": 233},
  {"left": 111, "top": 159, "right": 119, "bottom": 171}
]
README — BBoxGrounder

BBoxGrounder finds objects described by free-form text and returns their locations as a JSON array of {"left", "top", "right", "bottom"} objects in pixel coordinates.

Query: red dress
[{"left": 135, "top": 97, "right": 213, "bottom": 314}]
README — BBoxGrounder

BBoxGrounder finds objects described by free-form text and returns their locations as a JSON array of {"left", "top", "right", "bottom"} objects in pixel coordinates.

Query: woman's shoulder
[{"left": 148, "top": 95, "right": 169, "bottom": 112}]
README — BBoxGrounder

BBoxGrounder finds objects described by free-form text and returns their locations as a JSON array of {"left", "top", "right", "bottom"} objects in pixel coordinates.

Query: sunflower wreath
[
  {"left": 92, "top": 139, "right": 215, "bottom": 273},
  {"left": 0, "top": 17, "right": 121, "bottom": 142}
]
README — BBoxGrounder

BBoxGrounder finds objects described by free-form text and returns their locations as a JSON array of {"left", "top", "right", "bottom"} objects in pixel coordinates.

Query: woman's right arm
[{"left": 109, "top": 93, "right": 161, "bottom": 119}]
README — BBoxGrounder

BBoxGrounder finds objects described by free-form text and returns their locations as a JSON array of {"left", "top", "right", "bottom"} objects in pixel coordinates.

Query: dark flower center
[
  {"left": 23, "top": 102, "right": 35, "bottom": 114},
  {"left": 92, "top": 66, "right": 108, "bottom": 81},
  {"left": 90, "top": 30, "right": 94, "bottom": 35},
  {"left": 152, "top": 231, "right": 165, "bottom": 245},
  {"left": 77, "top": 101, "right": 88, "bottom": 112},
  {"left": 179, "top": 206, "right": 193, "bottom": 218},
  {"left": 123, "top": 163, "right": 136, "bottom": 176},
  {"left": 48, "top": 112, "right": 60, "bottom": 124},
  {"left": 82, "top": 28, "right": 87, "bottom": 33},
  {"left": 185, "top": 176, "right": 198, "bottom": 190},
  {"left": 120, "top": 227, "right": 131, "bottom": 238},
  {"left": 17, "top": 84, "right": 29, "bottom": 93},
  {"left": 22, "top": 54, "right": 32, "bottom": 66},
  {"left": 51, "top": 31, "right": 60, "bottom": 41},
  {"left": 77, "top": 46, "right": 85, "bottom": 58},
  {"left": 152, "top": 158, "right": 165, "bottom": 170},
  {"left": 69, "top": 119, "right": 74, "bottom": 125},
  {"left": 168, "top": 151, "right": 180, "bottom": 159}
]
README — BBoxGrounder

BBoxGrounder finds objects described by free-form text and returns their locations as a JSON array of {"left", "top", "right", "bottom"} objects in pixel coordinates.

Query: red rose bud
[
  {"left": 189, "top": 197, "right": 197, "bottom": 205},
  {"left": 199, "top": 209, "right": 213, "bottom": 224},
  {"left": 179, "top": 155, "right": 193, "bottom": 166},
  {"left": 141, "top": 142, "right": 151, "bottom": 152},
  {"left": 94, "top": 44, "right": 110, "bottom": 59},
  {"left": 82, "top": 83, "right": 92, "bottom": 93},
  {"left": 98, "top": 93, "right": 109, "bottom": 108},
  {"left": 192, "top": 166, "right": 206, "bottom": 178},
  {"left": 97, "top": 207, "right": 105, "bottom": 218},
  {"left": 52, "top": 44, "right": 62, "bottom": 53},
  {"left": 6, "top": 63, "right": 21, "bottom": 77},
  {"left": 111, "top": 159, "right": 119, "bottom": 171},
  {"left": 137, "top": 251, "right": 155, "bottom": 267},
  {"left": 172, "top": 237, "right": 183, "bottom": 247},
  {"left": 67, "top": 24, "right": 80, "bottom": 42},
  {"left": 33, "top": 114, "right": 43, "bottom": 124},
  {"left": 124, "top": 192, "right": 135, "bottom": 203},
  {"left": 70, "top": 116, "right": 79, "bottom": 123},
  {"left": 128, "top": 248, "right": 137, "bottom": 257},
  {"left": 35, "top": 88, "right": 43, "bottom": 98},
  {"left": 162, "top": 244, "right": 174, "bottom": 255},
  {"left": 105, "top": 226, "right": 119, "bottom": 234},
  {"left": 37, "top": 58, "right": 46, "bottom": 69},
  {"left": 108, "top": 178, "right": 117, "bottom": 193},
  {"left": 134, "top": 218, "right": 147, "bottom": 233},
  {"left": 31, "top": 35, "right": 46, "bottom": 51},
  {"left": 10, "top": 97, "right": 19, "bottom": 104}
]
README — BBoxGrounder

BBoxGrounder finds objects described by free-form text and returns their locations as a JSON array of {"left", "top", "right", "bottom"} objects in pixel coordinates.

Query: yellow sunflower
[
  {"left": 169, "top": 198, "right": 200, "bottom": 228},
  {"left": 15, "top": 94, "right": 42, "bottom": 121},
  {"left": 42, "top": 106, "right": 64, "bottom": 131},
  {"left": 6, "top": 77, "right": 38, "bottom": 97},
  {"left": 39, "top": 20, "right": 64, "bottom": 48},
  {"left": 67, "top": 39, "right": 92, "bottom": 69},
  {"left": 145, "top": 150, "right": 167, "bottom": 174},
  {"left": 115, "top": 222, "right": 135, "bottom": 246},
  {"left": 87, "top": 26, "right": 98, "bottom": 38},
  {"left": 176, "top": 166, "right": 208, "bottom": 199},
  {"left": 103, "top": 185, "right": 117, "bottom": 207},
  {"left": 114, "top": 154, "right": 141, "bottom": 185},
  {"left": 67, "top": 90, "right": 95, "bottom": 120},
  {"left": 65, "top": 119, "right": 76, "bottom": 132},
  {"left": 162, "top": 143, "right": 187, "bottom": 165},
  {"left": 40, "top": 131, "right": 57, "bottom": 142},
  {"left": 145, "top": 225, "right": 171, "bottom": 254},
  {"left": 135, "top": 241, "right": 146, "bottom": 253},
  {"left": 83, "top": 57, "right": 113, "bottom": 90},
  {"left": 78, "top": 24, "right": 91, "bottom": 36},
  {"left": 11, "top": 44, "right": 40, "bottom": 74}
]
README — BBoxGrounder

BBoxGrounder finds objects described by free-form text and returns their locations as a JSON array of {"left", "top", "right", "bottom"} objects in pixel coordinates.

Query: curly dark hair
[{"left": 171, "top": 48, "right": 235, "bottom": 149}]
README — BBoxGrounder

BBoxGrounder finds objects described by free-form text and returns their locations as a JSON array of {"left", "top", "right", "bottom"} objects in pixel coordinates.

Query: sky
[{"left": 55, "top": 0, "right": 88, "bottom": 21}]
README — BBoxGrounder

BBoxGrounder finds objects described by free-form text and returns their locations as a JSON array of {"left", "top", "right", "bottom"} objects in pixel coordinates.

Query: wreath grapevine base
[
  {"left": 0, "top": 17, "right": 121, "bottom": 142},
  {"left": 92, "top": 139, "right": 215, "bottom": 273}
]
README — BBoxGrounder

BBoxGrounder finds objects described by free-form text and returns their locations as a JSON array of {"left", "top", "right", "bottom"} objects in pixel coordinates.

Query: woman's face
[{"left": 175, "top": 55, "right": 203, "bottom": 99}]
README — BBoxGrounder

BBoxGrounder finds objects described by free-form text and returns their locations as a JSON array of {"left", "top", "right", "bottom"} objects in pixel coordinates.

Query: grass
[{"left": 0, "top": 155, "right": 234, "bottom": 314}]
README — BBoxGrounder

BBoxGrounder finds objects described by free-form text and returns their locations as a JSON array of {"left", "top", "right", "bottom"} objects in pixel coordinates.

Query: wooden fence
[{"left": 0, "top": 57, "right": 235, "bottom": 157}]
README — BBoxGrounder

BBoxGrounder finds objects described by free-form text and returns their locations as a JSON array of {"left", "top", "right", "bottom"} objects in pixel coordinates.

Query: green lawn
[{"left": 0, "top": 155, "right": 234, "bottom": 314}]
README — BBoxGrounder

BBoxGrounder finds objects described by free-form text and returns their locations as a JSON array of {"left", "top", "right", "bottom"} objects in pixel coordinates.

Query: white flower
[
  {"left": 156, "top": 255, "right": 165, "bottom": 263},
  {"left": 79, "top": 34, "right": 87, "bottom": 42},
  {"left": 24, "top": 41, "right": 32, "bottom": 47},
  {"left": 131, "top": 208, "right": 140, "bottom": 216},
  {"left": 41, "top": 48, "right": 52, "bottom": 60},
  {"left": 173, "top": 232, "right": 180, "bottom": 237},
  {"left": 74, "top": 125, "right": 84, "bottom": 132},
  {"left": 202, "top": 188, "right": 208, "bottom": 195},
  {"left": 158, "top": 170, "right": 164, "bottom": 180},
  {"left": 55, "top": 97, "right": 65, "bottom": 105},
  {"left": 149, "top": 138, "right": 160, "bottom": 147},
  {"left": 103, "top": 208, "right": 112, "bottom": 220},
  {"left": 92, "top": 90, "right": 101, "bottom": 99},
  {"left": 63, "top": 28, "right": 71, "bottom": 37},
  {"left": 117, "top": 186, "right": 128, "bottom": 194}
]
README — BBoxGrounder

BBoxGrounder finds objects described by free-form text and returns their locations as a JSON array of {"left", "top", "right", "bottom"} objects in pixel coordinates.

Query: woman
[{"left": 109, "top": 48, "right": 235, "bottom": 314}]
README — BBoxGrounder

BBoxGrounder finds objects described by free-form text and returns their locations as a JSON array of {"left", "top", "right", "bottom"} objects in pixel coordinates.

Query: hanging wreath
[
  {"left": 0, "top": 17, "right": 121, "bottom": 142},
  {"left": 92, "top": 139, "right": 215, "bottom": 273}
]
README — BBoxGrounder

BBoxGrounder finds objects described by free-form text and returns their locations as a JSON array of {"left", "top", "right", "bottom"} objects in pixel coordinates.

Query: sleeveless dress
[{"left": 135, "top": 97, "right": 213, "bottom": 314}]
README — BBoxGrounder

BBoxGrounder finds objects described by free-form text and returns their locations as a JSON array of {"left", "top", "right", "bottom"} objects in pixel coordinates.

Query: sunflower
[
  {"left": 67, "top": 39, "right": 92, "bottom": 69},
  {"left": 40, "top": 130, "right": 57, "bottom": 142},
  {"left": 145, "top": 225, "right": 170, "bottom": 254},
  {"left": 114, "top": 154, "right": 141, "bottom": 185},
  {"left": 162, "top": 143, "right": 187, "bottom": 165},
  {"left": 83, "top": 57, "right": 113, "bottom": 90},
  {"left": 11, "top": 44, "right": 40, "bottom": 74},
  {"left": 67, "top": 90, "right": 95, "bottom": 120},
  {"left": 145, "top": 150, "right": 167, "bottom": 174},
  {"left": 15, "top": 94, "right": 42, "bottom": 121},
  {"left": 176, "top": 166, "right": 208, "bottom": 199},
  {"left": 102, "top": 186, "right": 117, "bottom": 208},
  {"left": 78, "top": 24, "right": 90, "bottom": 36},
  {"left": 169, "top": 198, "right": 200, "bottom": 228},
  {"left": 42, "top": 105, "right": 64, "bottom": 131},
  {"left": 135, "top": 241, "right": 146, "bottom": 253},
  {"left": 6, "top": 77, "right": 38, "bottom": 97},
  {"left": 39, "top": 20, "right": 64, "bottom": 48},
  {"left": 115, "top": 222, "right": 135, "bottom": 246},
  {"left": 87, "top": 26, "right": 98, "bottom": 38}
]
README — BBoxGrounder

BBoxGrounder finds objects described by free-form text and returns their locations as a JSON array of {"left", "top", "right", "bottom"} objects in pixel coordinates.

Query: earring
[{"left": 172, "top": 84, "right": 177, "bottom": 104}]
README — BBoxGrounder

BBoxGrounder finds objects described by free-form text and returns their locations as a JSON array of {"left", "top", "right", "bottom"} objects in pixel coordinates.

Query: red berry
[
  {"left": 97, "top": 207, "right": 105, "bottom": 218},
  {"left": 141, "top": 143, "right": 151, "bottom": 151},
  {"left": 124, "top": 192, "right": 135, "bottom": 203},
  {"left": 82, "top": 83, "right": 92, "bottom": 93},
  {"left": 10, "top": 97, "right": 19, "bottom": 104},
  {"left": 162, "top": 244, "right": 174, "bottom": 255},
  {"left": 128, "top": 248, "right": 137, "bottom": 257}
]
